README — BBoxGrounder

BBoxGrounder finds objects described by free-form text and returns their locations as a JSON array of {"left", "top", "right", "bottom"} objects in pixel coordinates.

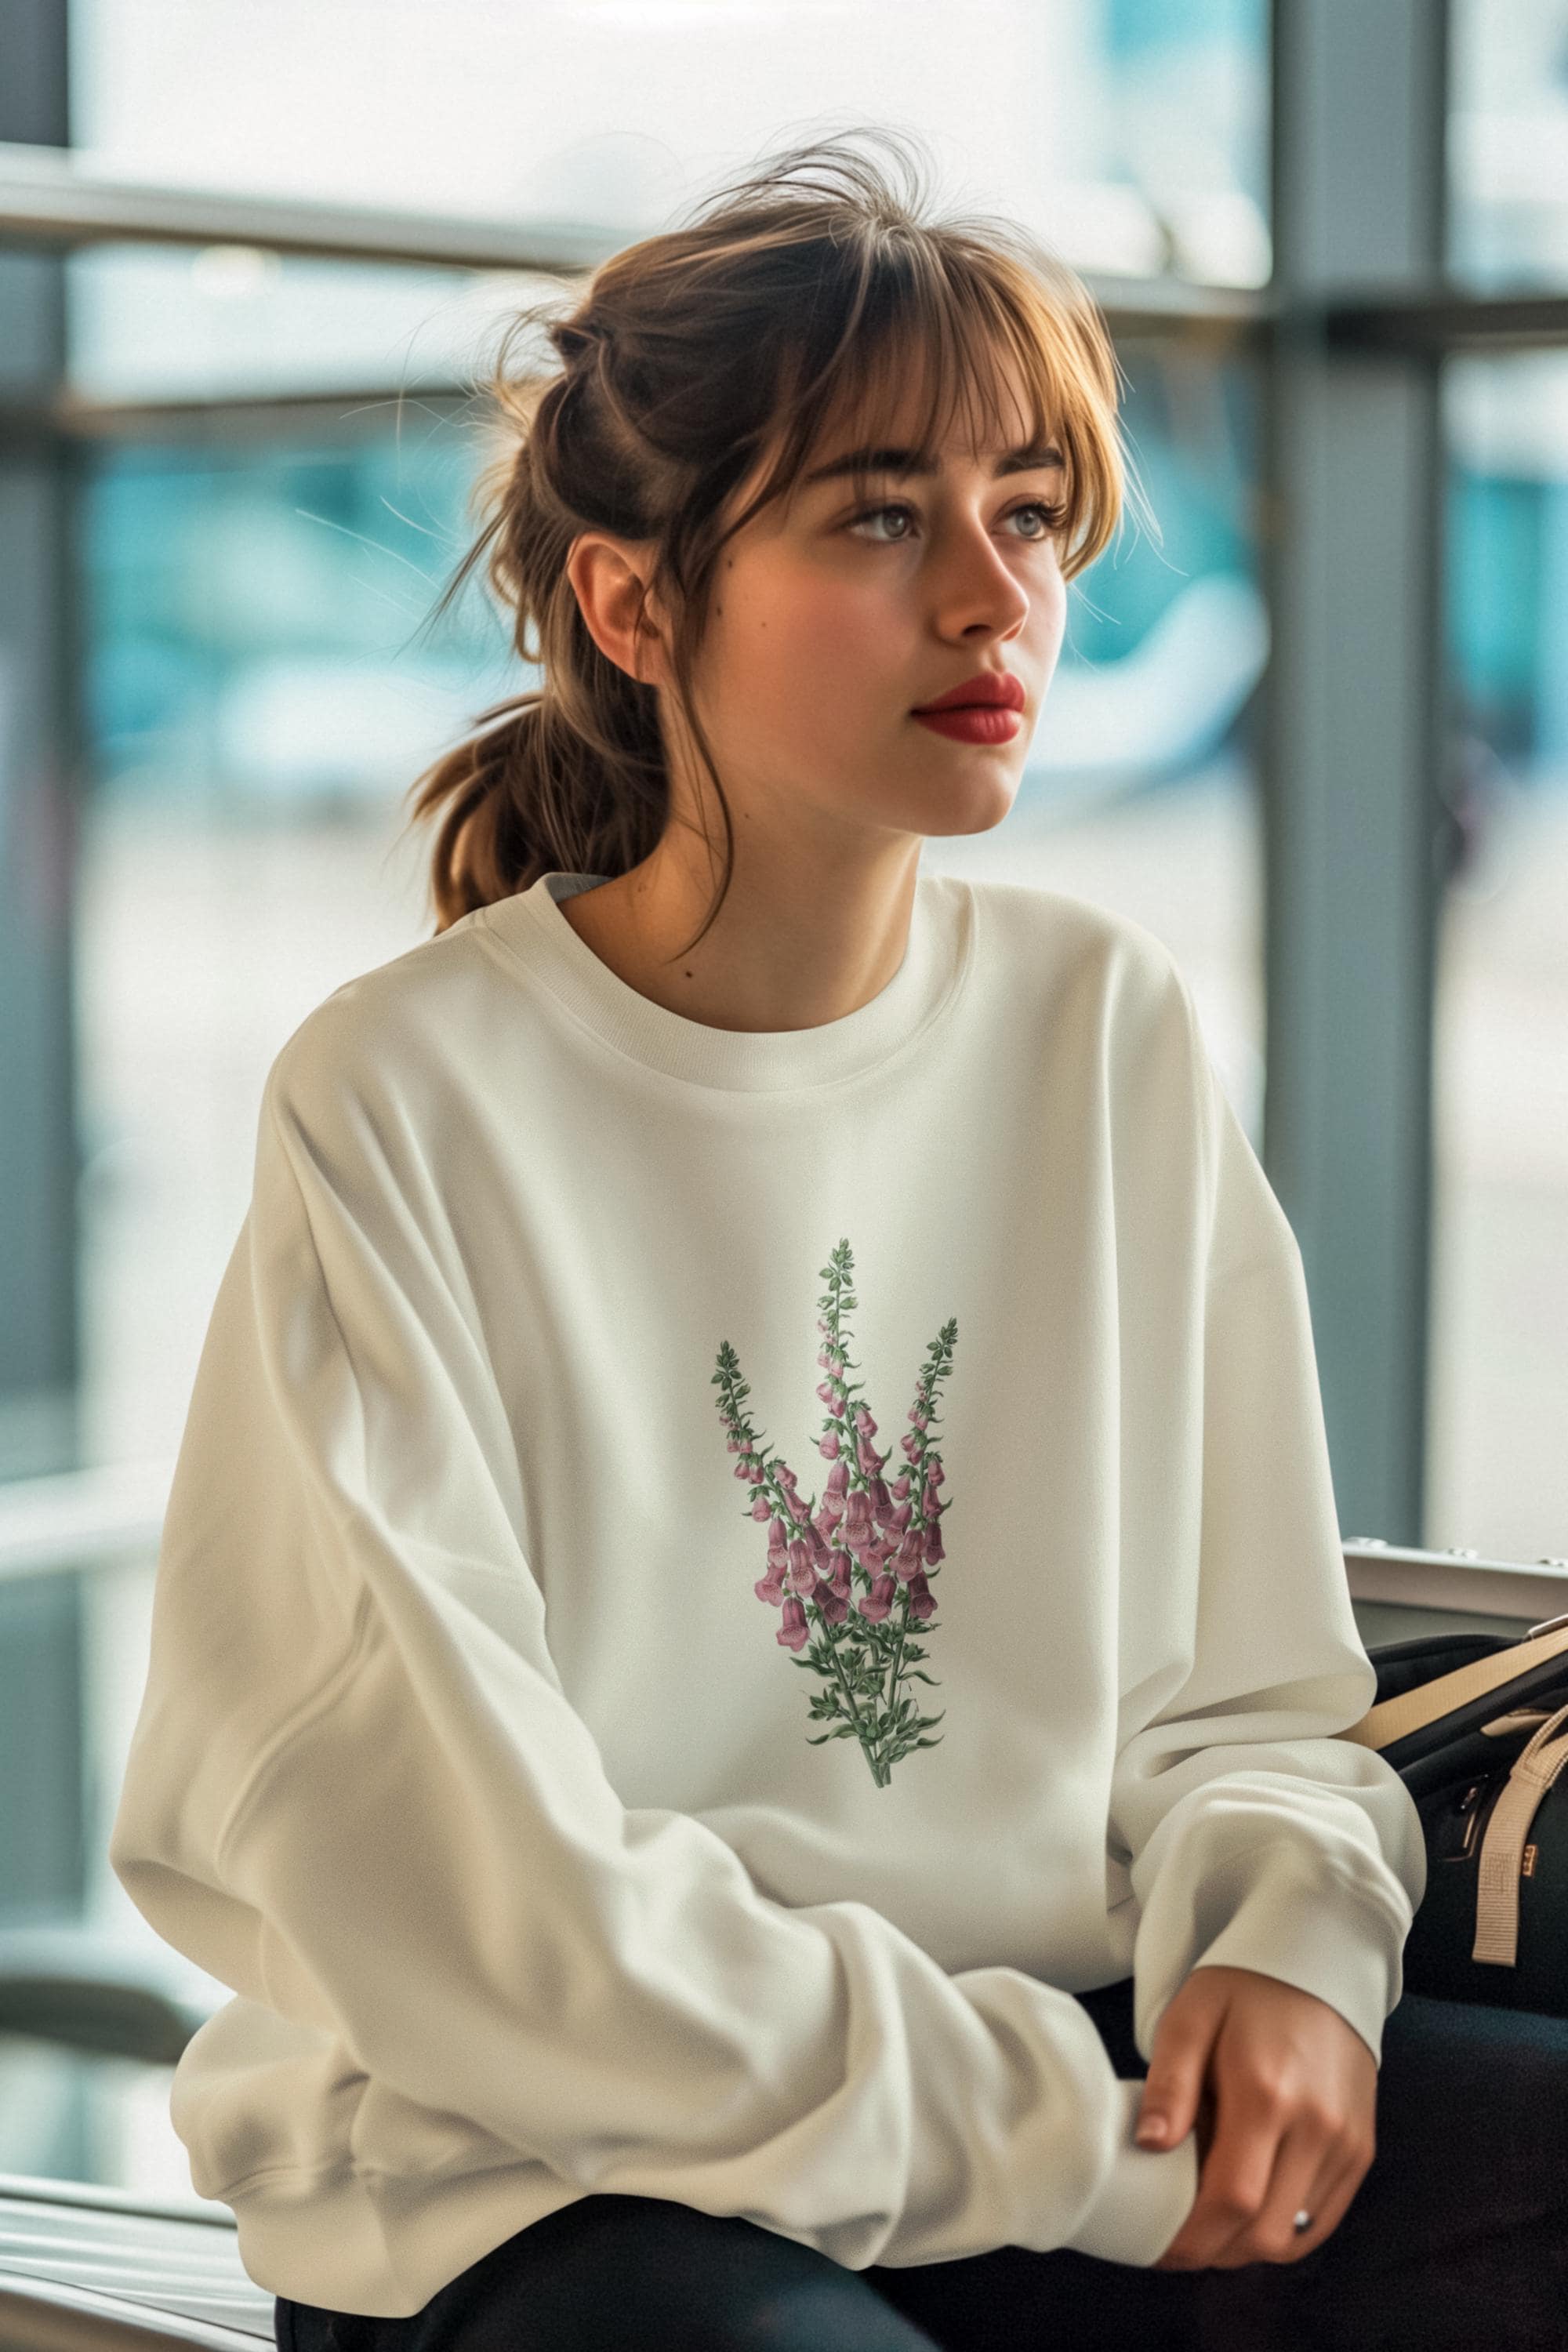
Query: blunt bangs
[{"left": 717, "top": 230, "right": 1127, "bottom": 585}]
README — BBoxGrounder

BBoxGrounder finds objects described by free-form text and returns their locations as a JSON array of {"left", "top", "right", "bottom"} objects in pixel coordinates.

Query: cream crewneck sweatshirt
[{"left": 109, "top": 867, "right": 1425, "bottom": 2314}]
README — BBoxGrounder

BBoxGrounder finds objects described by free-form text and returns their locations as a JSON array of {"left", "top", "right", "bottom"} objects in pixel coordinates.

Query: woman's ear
[{"left": 565, "top": 532, "right": 670, "bottom": 691}]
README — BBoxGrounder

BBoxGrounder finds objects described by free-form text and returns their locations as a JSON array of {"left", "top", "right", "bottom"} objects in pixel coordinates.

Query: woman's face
[{"left": 667, "top": 347, "right": 1069, "bottom": 855}]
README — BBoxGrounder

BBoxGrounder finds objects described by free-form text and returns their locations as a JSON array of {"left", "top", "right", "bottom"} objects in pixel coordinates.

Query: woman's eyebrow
[{"left": 801, "top": 442, "right": 1065, "bottom": 486}]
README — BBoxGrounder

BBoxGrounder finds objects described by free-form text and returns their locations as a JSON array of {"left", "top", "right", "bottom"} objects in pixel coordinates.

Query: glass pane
[
  {"left": 1449, "top": 0, "right": 1568, "bottom": 290},
  {"left": 78, "top": 428, "right": 511, "bottom": 1465},
  {"left": 1431, "top": 350, "right": 1568, "bottom": 1562},
  {"left": 65, "top": 244, "right": 539, "bottom": 405},
  {"left": 70, "top": 0, "right": 1269, "bottom": 289}
]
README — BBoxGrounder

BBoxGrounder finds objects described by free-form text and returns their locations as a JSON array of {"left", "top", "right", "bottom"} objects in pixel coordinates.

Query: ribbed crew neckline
[{"left": 479, "top": 869, "right": 969, "bottom": 1093}]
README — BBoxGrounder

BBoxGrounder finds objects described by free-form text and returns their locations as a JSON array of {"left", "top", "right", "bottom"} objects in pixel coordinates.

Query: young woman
[{"left": 110, "top": 129, "right": 1568, "bottom": 2352}]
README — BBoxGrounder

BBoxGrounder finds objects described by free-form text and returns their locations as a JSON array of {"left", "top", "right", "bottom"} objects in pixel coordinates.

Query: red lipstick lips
[
  {"left": 910, "top": 670, "right": 1026, "bottom": 744},
  {"left": 911, "top": 671, "right": 1026, "bottom": 714}
]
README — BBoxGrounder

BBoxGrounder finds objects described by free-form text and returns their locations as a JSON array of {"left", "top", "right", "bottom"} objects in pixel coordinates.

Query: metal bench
[
  {"left": 0, "top": 2173, "right": 275, "bottom": 2352},
  {"left": 0, "top": 1929, "right": 272, "bottom": 2352}
]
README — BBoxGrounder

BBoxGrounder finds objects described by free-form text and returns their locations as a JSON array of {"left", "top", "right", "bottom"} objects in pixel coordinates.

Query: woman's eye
[
  {"left": 851, "top": 503, "right": 914, "bottom": 542},
  {"left": 847, "top": 499, "right": 1065, "bottom": 544}
]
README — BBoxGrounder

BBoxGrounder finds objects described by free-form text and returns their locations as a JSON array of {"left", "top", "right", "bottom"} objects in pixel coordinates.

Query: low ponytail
[
  {"left": 401, "top": 390, "right": 673, "bottom": 933},
  {"left": 404, "top": 683, "right": 663, "bottom": 936}
]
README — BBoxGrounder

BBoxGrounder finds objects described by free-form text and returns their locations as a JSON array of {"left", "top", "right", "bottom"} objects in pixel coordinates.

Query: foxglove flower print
[{"left": 711, "top": 1240, "right": 956, "bottom": 1788}]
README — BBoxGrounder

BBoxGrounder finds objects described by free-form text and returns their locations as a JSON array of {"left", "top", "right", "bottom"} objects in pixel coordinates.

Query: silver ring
[{"left": 1293, "top": 2208, "right": 1313, "bottom": 2233}]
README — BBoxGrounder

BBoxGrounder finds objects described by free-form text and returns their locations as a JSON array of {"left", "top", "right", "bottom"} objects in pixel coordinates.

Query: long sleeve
[
  {"left": 1109, "top": 1000, "right": 1428, "bottom": 2071},
  {"left": 110, "top": 1033, "right": 1201, "bottom": 2277}
]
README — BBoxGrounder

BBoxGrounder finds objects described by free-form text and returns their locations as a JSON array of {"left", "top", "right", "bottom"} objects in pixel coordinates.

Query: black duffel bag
[{"left": 1338, "top": 1612, "right": 1568, "bottom": 2016}]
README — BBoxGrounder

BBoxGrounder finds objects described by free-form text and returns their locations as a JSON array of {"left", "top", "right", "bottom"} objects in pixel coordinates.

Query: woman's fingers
[
  {"left": 1145, "top": 1967, "right": 1382, "bottom": 2271},
  {"left": 1155, "top": 2081, "right": 1376, "bottom": 2271},
  {"left": 1155, "top": 2080, "right": 1288, "bottom": 2268},
  {"left": 1202, "top": 2114, "right": 1370, "bottom": 2268}
]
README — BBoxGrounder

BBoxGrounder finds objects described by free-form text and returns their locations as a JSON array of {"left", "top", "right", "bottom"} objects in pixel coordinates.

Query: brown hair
[{"left": 399, "top": 124, "right": 1147, "bottom": 952}]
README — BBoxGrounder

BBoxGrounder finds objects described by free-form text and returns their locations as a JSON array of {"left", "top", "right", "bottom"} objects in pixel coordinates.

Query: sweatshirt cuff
[
  {"left": 1058, "top": 2078, "right": 1199, "bottom": 2266},
  {"left": 1139, "top": 1839, "right": 1406, "bottom": 2072}
]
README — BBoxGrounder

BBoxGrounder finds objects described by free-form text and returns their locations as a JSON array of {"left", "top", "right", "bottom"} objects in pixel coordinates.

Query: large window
[{"left": 3, "top": 0, "right": 1565, "bottom": 2205}]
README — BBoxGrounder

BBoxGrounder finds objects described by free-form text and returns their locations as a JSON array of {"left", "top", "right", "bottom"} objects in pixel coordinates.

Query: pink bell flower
[
  {"left": 777, "top": 1595, "right": 810, "bottom": 1651},
  {"left": 888, "top": 1534, "right": 924, "bottom": 1584},
  {"left": 811, "top": 1575, "right": 848, "bottom": 1625},
  {"left": 855, "top": 1573, "right": 898, "bottom": 1623}
]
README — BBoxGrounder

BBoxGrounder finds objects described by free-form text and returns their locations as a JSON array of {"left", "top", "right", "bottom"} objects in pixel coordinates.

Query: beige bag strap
[
  {"left": 1337, "top": 1620, "right": 1568, "bottom": 1753},
  {"left": 1471, "top": 1703, "right": 1568, "bottom": 1967}
]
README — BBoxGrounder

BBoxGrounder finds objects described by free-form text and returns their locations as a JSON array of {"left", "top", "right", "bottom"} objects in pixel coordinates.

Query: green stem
[
  {"left": 883, "top": 1581, "right": 914, "bottom": 1717},
  {"left": 822, "top": 1617, "right": 886, "bottom": 1786}
]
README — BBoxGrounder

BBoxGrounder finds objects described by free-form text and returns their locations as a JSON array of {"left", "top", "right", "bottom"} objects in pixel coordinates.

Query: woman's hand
[{"left": 1135, "top": 1962, "right": 1377, "bottom": 2270}]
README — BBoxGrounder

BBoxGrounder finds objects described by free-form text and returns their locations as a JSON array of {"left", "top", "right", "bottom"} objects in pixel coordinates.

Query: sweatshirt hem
[
  {"left": 1169, "top": 1844, "right": 1408, "bottom": 2068},
  {"left": 1057, "top": 2079, "right": 1200, "bottom": 2267},
  {"left": 230, "top": 2161, "right": 586, "bottom": 2318}
]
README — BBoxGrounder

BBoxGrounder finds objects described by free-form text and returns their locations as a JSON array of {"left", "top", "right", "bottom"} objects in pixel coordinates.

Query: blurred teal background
[{"left": 2, "top": 0, "right": 1566, "bottom": 2212}]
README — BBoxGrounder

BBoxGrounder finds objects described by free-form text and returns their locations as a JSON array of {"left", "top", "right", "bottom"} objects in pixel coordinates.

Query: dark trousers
[{"left": 274, "top": 1976, "right": 1568, "bottom": 2352}]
